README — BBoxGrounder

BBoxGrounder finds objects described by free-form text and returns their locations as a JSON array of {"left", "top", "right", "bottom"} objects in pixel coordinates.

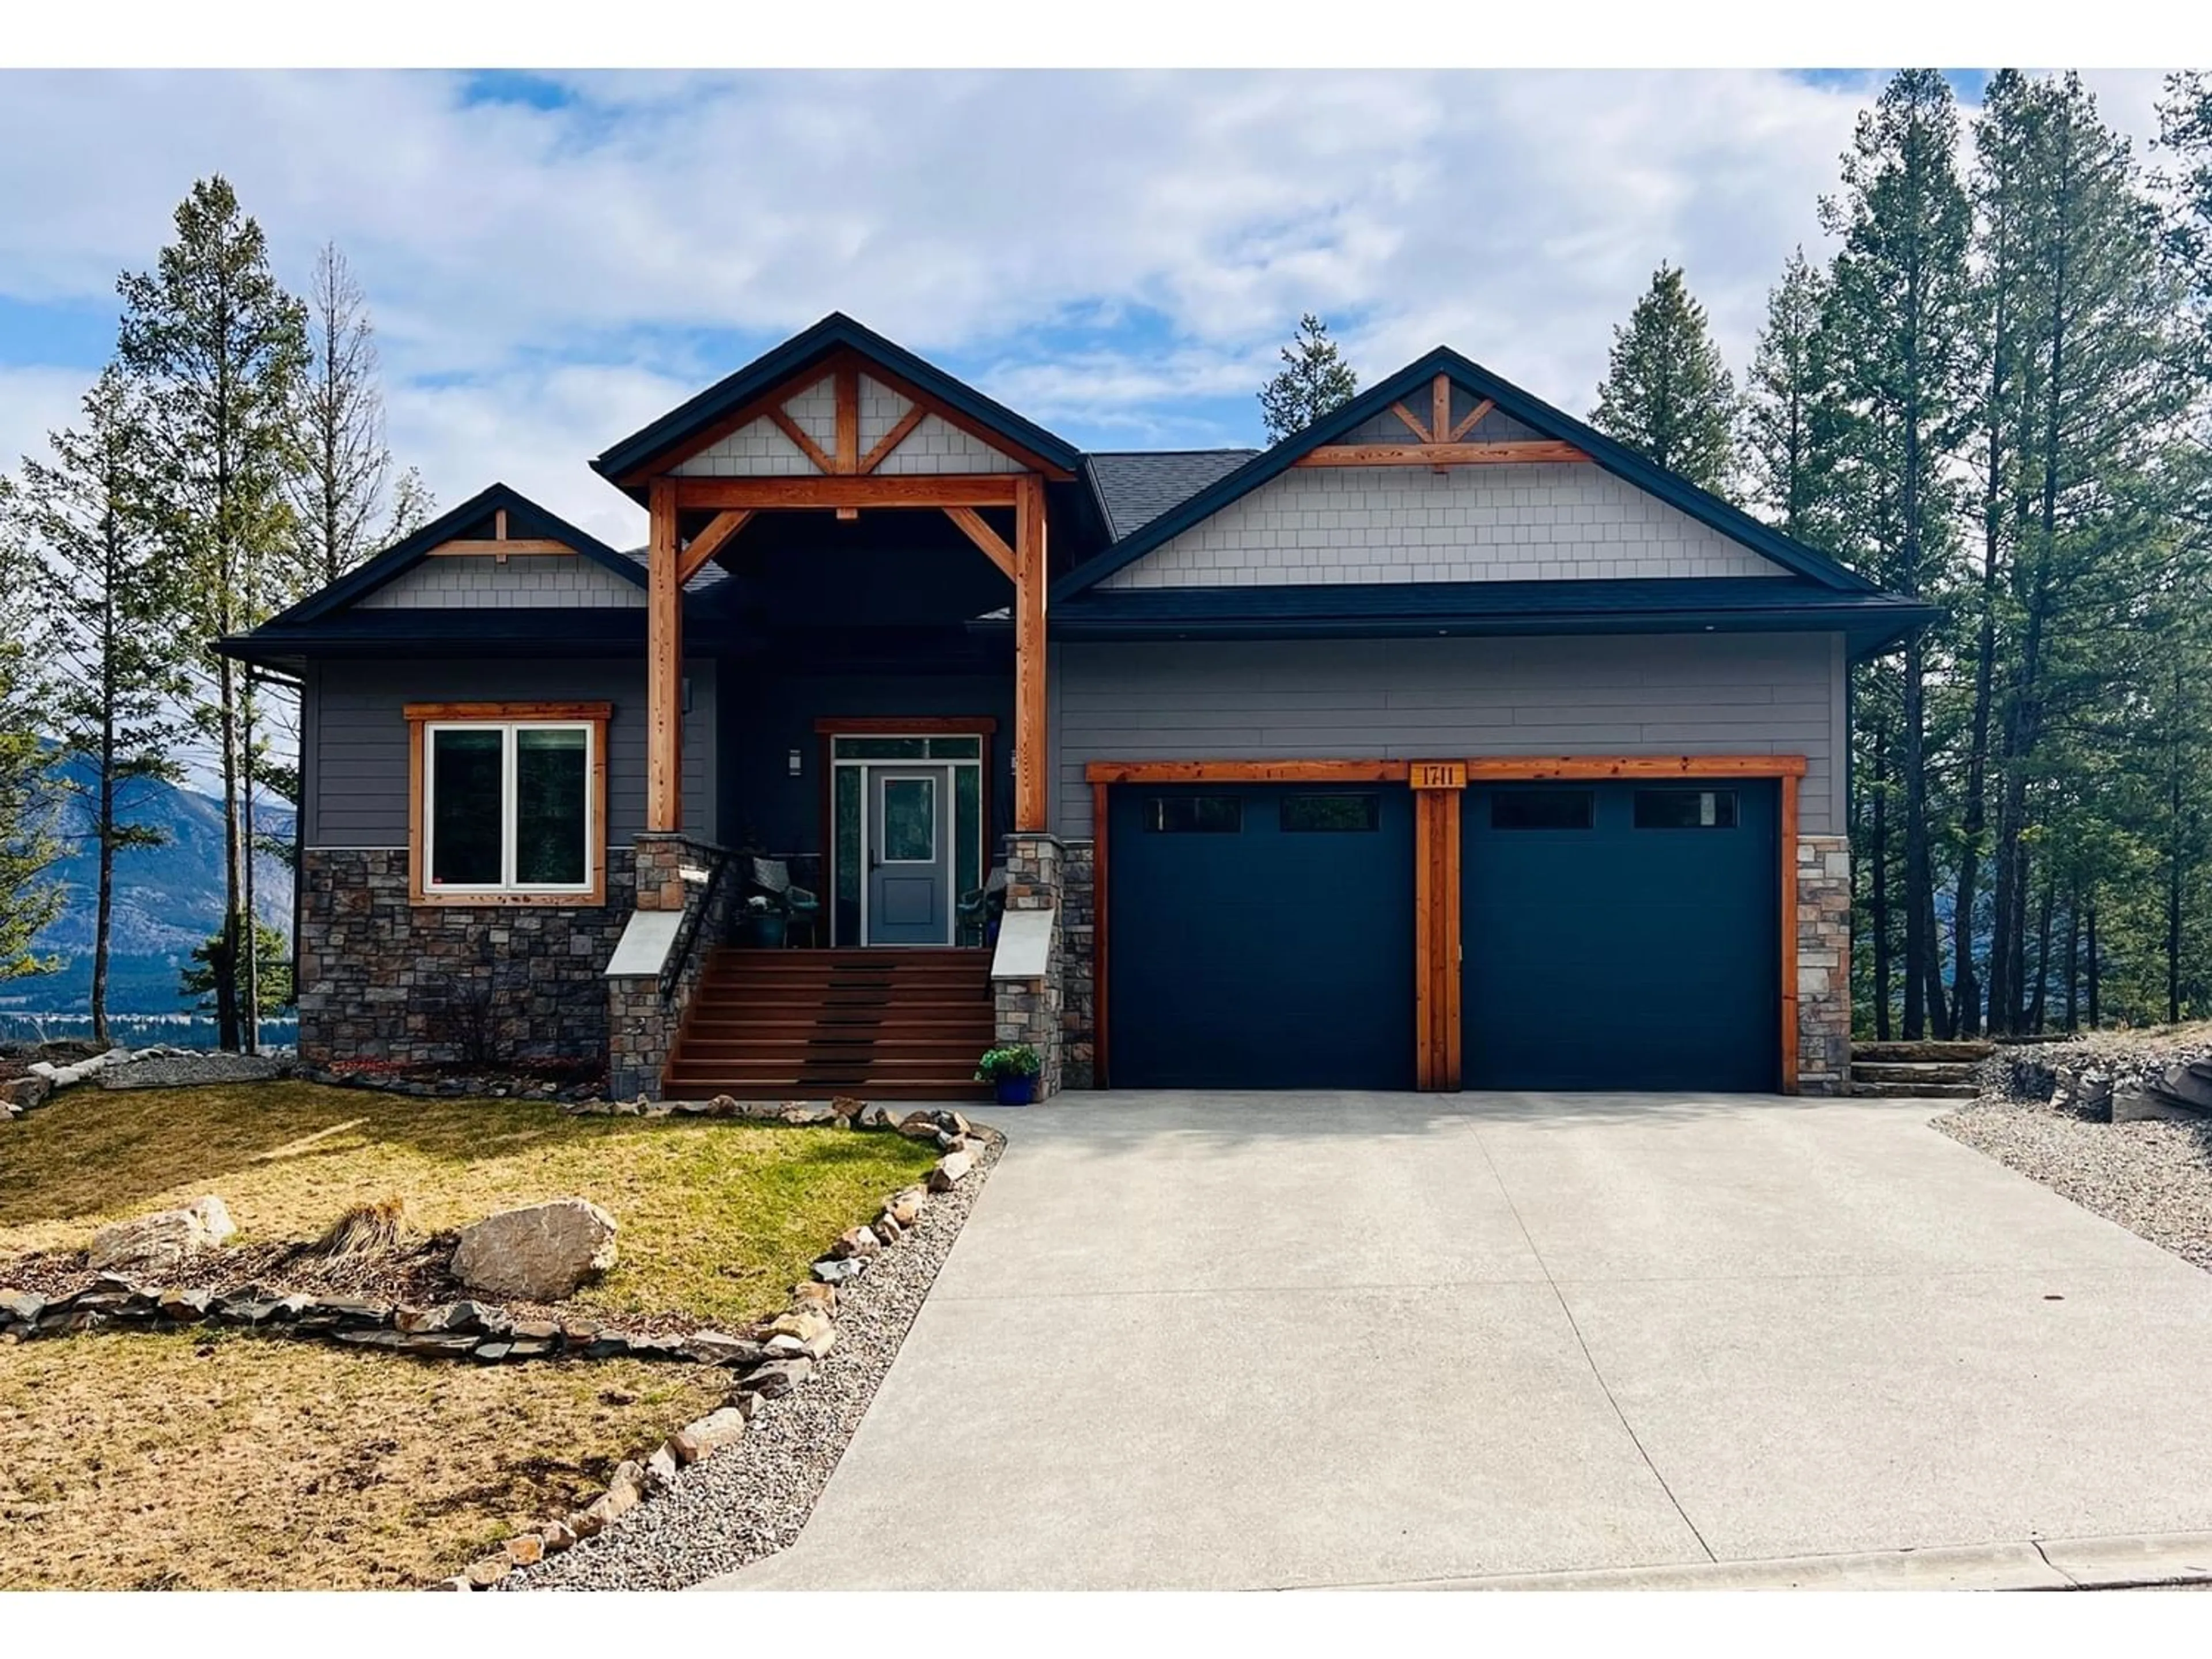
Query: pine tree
[
  {"left": 1982, "top": 74, "right": 2191, "bottom": 1033},
  {"left": 289, "top": 243, "right": 399, "bottom": 591},
  {"left": 116, "top": 177, "right": 308, "bottom": 1053},
  {"left": 1742, "top": 248, "right": 1832, "bottom": 539},
  {"left": 1590, "top": 262, "right": 1739, "bottom": 493},
  {"left": 6, "top": 368, "right": 188, "bottom": 1043},
  {"left": 0, "top": 510, "right": 62, "bottom": 981},
  {"left": 1258, "top": 314, "right": 1358, "bottom": 442},
  {"left": 1819, "top": 70, "right": 1977, "bottom": 1039}
]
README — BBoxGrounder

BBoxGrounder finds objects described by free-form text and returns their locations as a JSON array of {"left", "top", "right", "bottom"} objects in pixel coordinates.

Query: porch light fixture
[{"left": 788, "top": 748, "right": 804, "bottom": 777}]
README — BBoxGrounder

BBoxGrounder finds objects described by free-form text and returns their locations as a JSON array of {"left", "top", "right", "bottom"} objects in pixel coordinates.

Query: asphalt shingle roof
[{"left": 1085, "top": 449, "right": 1260, "bottom": 541}]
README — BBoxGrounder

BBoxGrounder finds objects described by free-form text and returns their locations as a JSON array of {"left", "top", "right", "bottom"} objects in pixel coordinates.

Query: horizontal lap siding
[
  {"left": 1053, "top": 633, "right": 1845, "bottom": 836},
  {"left": 308, "top": 658, "right": 715, "bottom": 848}
]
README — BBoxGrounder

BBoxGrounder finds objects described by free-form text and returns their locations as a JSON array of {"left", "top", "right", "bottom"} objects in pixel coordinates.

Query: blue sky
[{"left": 0, "top": 69, "right": 2176, "bottom": 548}]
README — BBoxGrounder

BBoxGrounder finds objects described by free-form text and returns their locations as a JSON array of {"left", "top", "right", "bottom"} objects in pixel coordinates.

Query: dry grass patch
[
  {"left": 0, "top": 1328, "right": 726, "bottom": 1590},
  {"left": 0, "top": 1082, "right": 938, "bottom": 1329}
]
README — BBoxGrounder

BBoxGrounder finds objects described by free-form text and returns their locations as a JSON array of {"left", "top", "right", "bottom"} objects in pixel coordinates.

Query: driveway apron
[{"left": 710, "top": 1091, "right": 2212, "bottom": 1590}]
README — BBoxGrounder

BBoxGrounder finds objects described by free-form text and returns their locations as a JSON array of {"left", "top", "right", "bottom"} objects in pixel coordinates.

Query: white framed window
[{"left": 406, "top": 703, "right": 608, "bottom": 904}]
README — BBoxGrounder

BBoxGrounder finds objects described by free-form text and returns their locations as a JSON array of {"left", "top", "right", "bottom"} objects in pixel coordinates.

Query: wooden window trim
[
  {"left": 1086, "top": 753, "right": 1806, "bottom": 1094},
  {"left": 406, "top": 703, "right": 609, "bottom": 908}
]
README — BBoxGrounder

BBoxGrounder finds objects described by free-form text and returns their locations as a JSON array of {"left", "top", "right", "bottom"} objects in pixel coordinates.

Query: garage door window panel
[
  {"left": 1280, "top": 794, "right": 1381, "bottom": 832},
  {"left": 1145, "top": 796, "right": 1243, "bottom": 834},
  {"left": 1490, "top": 789, "right": 1594, "bottom": 831},
  {"left": 1634, "top": 788, "right": 1739, "bottom": 830}
]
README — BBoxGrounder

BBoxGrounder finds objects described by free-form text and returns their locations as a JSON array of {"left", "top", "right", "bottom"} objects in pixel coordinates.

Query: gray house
[{"left": 227, "top": 314, "right": 1933, "bottom": 1101}]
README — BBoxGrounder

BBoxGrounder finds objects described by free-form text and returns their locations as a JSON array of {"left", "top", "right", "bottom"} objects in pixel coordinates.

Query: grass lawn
[
  {"left": 0, "top": 1081, "right": 940, "bottom": 1328},
  {"left": 0, "top": 1329, "right": 727, "bottom": 1590},
  {"left": 0, "top": 1081, "right": 945, "bottom": 1590}
]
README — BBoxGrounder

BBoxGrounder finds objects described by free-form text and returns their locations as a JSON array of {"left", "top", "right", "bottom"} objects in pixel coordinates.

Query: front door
[{"left": 866, "top": 767, "right": 952, "bottom": 945}]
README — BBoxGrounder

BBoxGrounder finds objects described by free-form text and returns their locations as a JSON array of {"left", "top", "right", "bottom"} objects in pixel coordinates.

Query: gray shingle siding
[
  {"left": 357, "top": 554, "right": 646, "bottom": 609},
  {"left": 1051, "top": 632, "right": 1847, "bottom": 836},
  {"left": 306, "top": 657, "right": 716, "bottom": 849},
  {"left": 1099, "top": 463, "right": 1789, "bottom": 589}
]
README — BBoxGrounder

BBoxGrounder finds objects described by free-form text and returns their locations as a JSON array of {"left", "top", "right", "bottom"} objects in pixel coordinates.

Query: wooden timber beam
[
  {"left": 1084, "top": 759, "right": 1411, "bottom": 785},
  {"left": 1448, "top": 396, "right": 1497, "bottom": 442},
  {"left": 1460, "top": 754, "right": 1808, "bottom": 780},
  {"left": 677, "top": 510, "right": 752, "bottom": 584},
  {"left": 858, "top": 403, "right": 927, "bottom": 474},
  {"left": 1294, "top": 440, "right": 1590, "bottom": 468},
  {"left": 1013, "top": 474, "right": 1049, "bottom": 831},
  {"left": 646, "top": 479, "right": 683, "bottom": 836},
  {"left": 672, "top": 474, "right": 1022, "bottom": 510},
  {"left": 767, "top": 406, "right": 836, "bottom": 475},
  {"left": 424, "top": 538, "right": 574, "bottom": 558},
  {"left": 1431, "top": 374, "right": 1451, "bottom": 451},
  {"left": 1389, "top": 401, "right": 1433, "bottom": 444},
  {"left": 944, "top": 507, "right": 1018, "bottom": 580}
]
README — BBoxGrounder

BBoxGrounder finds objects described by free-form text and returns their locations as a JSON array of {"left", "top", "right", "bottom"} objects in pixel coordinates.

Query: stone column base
[
  {"left": 994, "top": 832, "right": 1065, "bottom": 1100},
  {"left": 1796, "top": 834, "right": 1852, "bottom": 1096}
]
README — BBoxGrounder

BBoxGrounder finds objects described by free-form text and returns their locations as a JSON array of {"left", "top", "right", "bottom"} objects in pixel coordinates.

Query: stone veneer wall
[
  {"left": 994, "top": 832, "right": 1066, "bottom": 1100},
  {"left": 1058, "top": 840, "right": 1096, "bottom": 1090},
  {"left": 607, "top": 835, "right": 737, "bottom": 1101},
  {"left": 296, "top": 849, "right": 633, "bottom": 1068},
  {"left": 1796, "top": 834, "right": 1853, "bottom": 1096}
]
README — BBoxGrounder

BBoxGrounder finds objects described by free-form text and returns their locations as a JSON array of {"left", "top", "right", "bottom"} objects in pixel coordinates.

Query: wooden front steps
[
  {"left": 1848, "top": 1039, "right": 1993, "bottom": 1100},
  {"left": 662, "top": 948, "right": 994, "bottom": 1101}
]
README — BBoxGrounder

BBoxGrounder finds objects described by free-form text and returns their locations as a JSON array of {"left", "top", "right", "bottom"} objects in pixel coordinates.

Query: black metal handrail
[{"left": 660, "top": 846, "right": 733, "bottom": 1005}]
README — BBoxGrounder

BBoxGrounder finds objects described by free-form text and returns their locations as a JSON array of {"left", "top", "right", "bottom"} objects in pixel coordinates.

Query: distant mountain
[{"left": 1, "top": 753, "right": 294, "bottom": 1017}]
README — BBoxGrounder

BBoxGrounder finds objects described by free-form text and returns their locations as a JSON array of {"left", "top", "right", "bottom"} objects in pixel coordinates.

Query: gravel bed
[
  {"left": 1934, "top": 1093, "right": 2212, "bottom": 1273},
  {"left": 509, "top": 1131, "right": 1002, "bottom": 1592}
]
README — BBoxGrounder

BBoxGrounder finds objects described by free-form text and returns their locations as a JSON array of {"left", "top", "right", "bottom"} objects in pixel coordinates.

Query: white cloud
[
  {"left": 0, "top": 67, "right": 2188, "bottom": 503},
  {"left": 0, "top": 365, "right": 101, "bottom": 476}
]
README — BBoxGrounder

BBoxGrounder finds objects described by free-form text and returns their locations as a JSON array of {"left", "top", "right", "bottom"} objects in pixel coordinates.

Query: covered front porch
[{"left": 593, "top": 318, "right": 1084, "bottom": 1100}]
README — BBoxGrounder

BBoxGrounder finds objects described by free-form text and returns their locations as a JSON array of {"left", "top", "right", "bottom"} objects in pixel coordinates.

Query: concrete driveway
[{"left": 710, "top": 1090, "right": 2212, "bottom": 1590}]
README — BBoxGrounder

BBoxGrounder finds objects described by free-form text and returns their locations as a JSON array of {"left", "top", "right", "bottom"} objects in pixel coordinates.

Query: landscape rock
[
  {"left": 670, "top": 1407, "right": 748, "bottom": 1464},
  {"left": 450, "top": 1198, "right": 618, "bottom": 1301},
  {"left": 0, "top": 1290, "right": 44, "bottom": 1326},
  {"left": 465, "top": 1555, "right": 511, "bottom": 1588},
  {"left": 855, "top": 1103, "right": 895, "bottom": 1130},
  {"left": 25, "top": 1046, "right": 131, "bottom": 1090},
  {"left": 644, "top": 1444, "right": 681, "bottom": 1493},
  {"left": 734, "top": 1356, "right": 813, "bottom": 1398},
  {"left": 87, "top": 1195, "right": 236, "bottom": 1275},
  {"left": 2111, "top": 1088, "right": 2200, "bottom": 1124},
  {"left": 100, "top": 1051, "right": 287, "bottom": 1090},
  {"left": 830, "top": 1225, "right": 881, "bottom": 1260},
  {"left": 927, "top": 1150, "right": 974, "bottom": 1192},
  {"left": 872, "top": 1215, "right": 902, "bottom": 1245},
  {"left": 791, "top": 1281, "right": 838, "bottom": 1313},
  {"left": 896, "top": 1111, "right": 944, "bottom": 1142},
  {"left": 505, "top": 1534, "right": 544, "bottom": 1566},
  {"left": 681, "top": 1330, "right": 766, "bottom": 1368},
  {"left": 536, "top": 1520, "right": 578, "bottom": 1555},
  {"left": 2152, "top": 1062, "right": 2212, "bottom": 1113},
  {"left": 885, "top": 1186, "right": 927, "bottom": 1226},
  {"left": 156, "top": 1287, "right": 212, "bottom": 1322},
  {"left": 828, "top": 1096, "right": 866, "bottom": 1121},
  {"left": 778, "top": 1101, "right": 839, "bottom": 1126},
  {"left": 0, "top": 1074, "right": 53, "bottom": 1112},
  {"left": 766, "top": 1308, "right": 831, "bottom": 1343},
  {"left": 396, "top": 1300, "right": 499, "bottom": 1336},
  {"left": 811, "top": 1256, "right": 863, "bottom": 1283}
]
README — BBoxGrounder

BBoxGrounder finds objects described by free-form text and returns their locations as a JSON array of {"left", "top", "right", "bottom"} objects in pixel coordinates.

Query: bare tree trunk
[
  {"left": 243, "top": 685, "right": 260, "bottom": 1055},
  {"left": 1871, "top": 724, "right": 1893, "bottom": 1043},
  {"left": 2063, "top": 881, "right": 2081, "bottom": 1035},
  {"left": 2087, "top": 903, "right": 2100, "bottom": 1029},
  {"left": 216, "top": 652, "right": 243, "bottom": 1052},
  {"left": 2029, "top": 861, "right": 2055, "bottom": 1034}
]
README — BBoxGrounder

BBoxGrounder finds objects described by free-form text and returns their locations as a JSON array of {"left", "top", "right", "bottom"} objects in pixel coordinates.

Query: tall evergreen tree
[
  {"left": 116, "top": 176, "right": 308, "bottom": 1052},
  {"left": 289, "top": 242, "right": 399, "bottom": 591},
  {"left": 1257, "top": 313, "right": 1358, "bottom": 442},
  {"left": 1742, "top": 248, "right": 1833, "bottom": 539},
  {"left": 1819, "top": 69, "right": 1977, "bottom": 1039},
  {"left": 0, "top": 517, "right": 62, "bottom": 982},
  {"left": 6, "top": 368, "right": 187, "bottom": 1043},
  {"left": 1983, "top": 74, "right": 2191, "bottom": 1033},
  {"left": 1590, "top": 262, "right": 1739, "bottom": 493}
]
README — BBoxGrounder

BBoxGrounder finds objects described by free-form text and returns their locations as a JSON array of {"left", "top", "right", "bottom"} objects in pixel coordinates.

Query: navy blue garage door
[
  {"left": 1107, "top": 783, "right": 1415, "bottom": 1089},
  {"left": 1461, "top": 779, "right": 1779, "bottom": 1091}
]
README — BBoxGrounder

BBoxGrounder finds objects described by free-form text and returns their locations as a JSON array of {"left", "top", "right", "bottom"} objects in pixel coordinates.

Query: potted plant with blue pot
[{"left": 975, "top": 1043, "right": 1041, "bottom": 1106}]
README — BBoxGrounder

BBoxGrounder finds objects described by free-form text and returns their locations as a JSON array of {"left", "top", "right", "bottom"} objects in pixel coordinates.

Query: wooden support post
[
  {"left": 1013, "top": 474, "right": 1049, "bottom": 832},
  {"left": 1412, "top": 762, "right": 1465, "bottom": 1090},
  {"left": 1780, "top": 770, "right": 1801, "bottom": 1094},
  {"left": 646, "top": 479, "right": 683, "bottom": 836}
]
